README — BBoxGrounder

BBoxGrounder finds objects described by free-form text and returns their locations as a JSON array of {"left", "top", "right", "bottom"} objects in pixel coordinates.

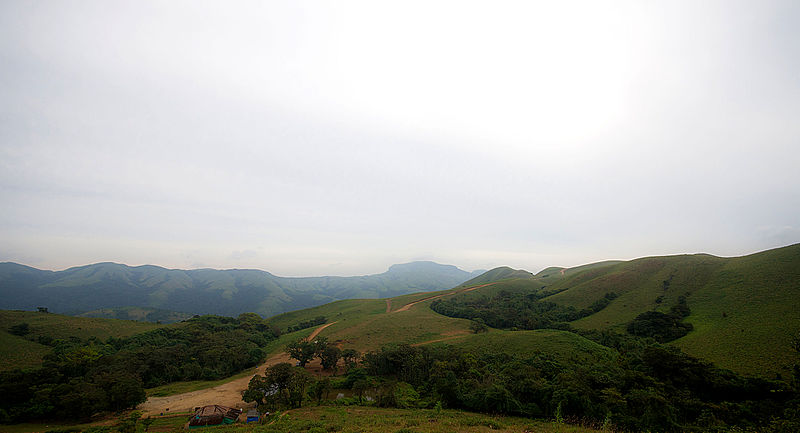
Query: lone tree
[
  {"left": 286, "top": 336, "right": 328, "bottom": 367},
  {"left": 244, "top": 362, "right": 313, "bottom": 409},
  {"left": 342, "top": 348, "right": 360, "bottom": 367},
  {"left": 319, "top": 346, "right": 342, "bottom": 373}
]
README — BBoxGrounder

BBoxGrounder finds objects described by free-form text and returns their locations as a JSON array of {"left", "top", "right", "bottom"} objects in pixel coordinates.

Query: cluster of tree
[
  {"left": 243, "top": 363, "right": 315, "bottom": 409},
  {"left": 7, "top": 322, "right": 30, "bottom": 336},
  {"left": 353, "top": 339, "right": 798, "bottom": 432},
  {"left": 0, "top": 314, "right": 280, "bottom": 423},
  {"left": 286, "top": 316, "right": 327, "bottom": 333},
  {"left": 431, "top": 290, "right": 617, "bottom": 330},
  {"left": 285, "top": 337, "right": 359, "bottom": 374},
  {"left": 627, "top": 296, "right": 693, "bottom": 343}
]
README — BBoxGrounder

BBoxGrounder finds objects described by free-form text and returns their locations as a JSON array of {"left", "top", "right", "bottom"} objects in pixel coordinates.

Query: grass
[
  {"left": 517, "top": 244, "right": 800, "bottom": 377},
  {"left": 446, "top": 328, "right": 614, "bottom": 363},
  {"left": 146, "top": 369, "right": 257, "bottom": 397},
  {"left": 143, "top": 406, "right": 602, "bottom": 433},
  {"left": 4, "top": 407, "right": 604, "bottom": 433},
  {"left": 0, "top": 330, "right": 52, "bottom": 370},
  {"left": 0, "top": 310, "right": 166, "bottom": 371},
  {"left": 266, "top": 294, "right": 474, "bottom": 353}
]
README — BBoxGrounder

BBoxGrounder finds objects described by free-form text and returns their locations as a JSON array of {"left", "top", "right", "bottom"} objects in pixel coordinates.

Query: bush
[
  {"left": 627, "top": 311, "right": 693, "bottom": 342},
  {"left": 8, "top": 322, "right": 30, "bottom": 336}
]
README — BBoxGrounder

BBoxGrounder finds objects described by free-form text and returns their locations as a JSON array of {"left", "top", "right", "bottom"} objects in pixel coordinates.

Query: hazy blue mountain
[{"left": 0, "top": 260, "right": 475, "bottom": 318}]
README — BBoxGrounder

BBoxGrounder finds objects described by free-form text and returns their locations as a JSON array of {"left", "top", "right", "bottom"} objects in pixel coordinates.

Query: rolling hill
[
  {"left": 0, "top": 261, "right": 481, "bottom": 319},
  {"left": 0, "top": 310, "right": 165, "bottom": 371},
  {"left": 3, "top": 245, "right": 798, "bottom": 433},
  {"left": 437, "top": 244, "right": 800, "bottom": 378}
]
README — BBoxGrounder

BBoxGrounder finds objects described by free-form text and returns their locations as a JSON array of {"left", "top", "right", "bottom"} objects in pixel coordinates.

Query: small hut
[
  {"left": 246, "top": 409, "right": 260, "bottom": 423},
  {"left": 188, "top": 405, "right": 242, "bottom": 428}
]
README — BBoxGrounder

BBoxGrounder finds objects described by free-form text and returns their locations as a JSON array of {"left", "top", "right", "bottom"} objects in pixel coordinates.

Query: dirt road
[
  {"left": 393, "top": 283, "right": 496, "bottom": 313},
  {"left": 137, "top": 322, "right": 337, "bottom": 416}
]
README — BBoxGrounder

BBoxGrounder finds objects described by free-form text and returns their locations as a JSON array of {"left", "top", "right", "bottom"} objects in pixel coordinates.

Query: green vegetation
[
  {"left": 431, "top": 289, "right": 618, "bottom": 330},
  {"left": 627, "top": 296, "right": 693, "bottom": 343},
  {"left": 286, "top": 315, "right": 326, "bottom": 333},
  {"left": 26, "top": 406, "right": 603, "bottom": 433},
  {"left": 3, "top": 245, "right": 800, "bottom": 432},
  {"left": 447, "top": 329, "right": 613, "bottom": 362},
  {"left": 448, "top": 244, "right": 800, "bottom": 378},
  {"left": 353, "top": 340, "right": 796, "bottom": 432},
  {"left": 0, "top": 260, "right": 475, "bottom": 318},
  {"left": 0, "top": 314, "right": 279, "bottom": 422},
  {"left": 76, "top": 306, "right": 192, "bottom": 323},
  {"left": 0, "top": 310, "right": 164, "bottom": 371}
]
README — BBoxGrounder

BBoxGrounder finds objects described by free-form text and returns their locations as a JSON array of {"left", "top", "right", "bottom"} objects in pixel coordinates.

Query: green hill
[
  {"left": 457, "top": 266, "right": 535, "bottom": 287},
  {"left": 3, "top": 245, "right": 798, "bottom": 432},
  {"left": 444, "top": 244, "right": 800, "bottom": 378},
  {"left": 0, "top": 310, "right": 165, "bottom": 371}
]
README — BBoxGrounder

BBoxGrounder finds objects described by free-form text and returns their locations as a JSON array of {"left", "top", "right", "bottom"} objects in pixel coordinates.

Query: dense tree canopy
[{"left": 0, "top": 314, "right": 279, "bottom": 423}]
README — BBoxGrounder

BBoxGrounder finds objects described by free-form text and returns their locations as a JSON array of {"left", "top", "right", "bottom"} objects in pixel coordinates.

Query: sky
[{"left": 1, "top": 1, "right": 799, "bottom": 277}]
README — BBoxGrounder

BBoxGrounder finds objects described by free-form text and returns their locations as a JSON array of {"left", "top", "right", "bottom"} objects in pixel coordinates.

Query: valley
[{"left": 1, "top": 244, "right": 798, "bottom": 432}]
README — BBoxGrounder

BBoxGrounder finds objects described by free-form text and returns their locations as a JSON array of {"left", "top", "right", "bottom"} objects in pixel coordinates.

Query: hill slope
[
  {"left": 441, "top": 244, "right": 800, "bottom": 377},
  {"left": 0, "top": 310, "right": 165, "bottom": 370},
  {"left": 0, "top": 261, "right": 476, "bottom": 318}
]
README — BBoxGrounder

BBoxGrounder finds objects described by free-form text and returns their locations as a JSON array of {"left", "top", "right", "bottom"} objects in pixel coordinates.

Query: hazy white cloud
[{"left": 1, "top": 0, "right": 799, "bottom": 276}]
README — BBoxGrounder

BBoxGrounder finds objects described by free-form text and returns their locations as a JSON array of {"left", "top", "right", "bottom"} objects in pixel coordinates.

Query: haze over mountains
[{"left": 0, "top": 261, "right": 483, "bottom": 318}]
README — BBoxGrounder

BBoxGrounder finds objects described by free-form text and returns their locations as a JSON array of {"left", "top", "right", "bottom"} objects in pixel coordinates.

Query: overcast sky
[{"left": 1, "top": 1, "right": 799, "bottom": 276}]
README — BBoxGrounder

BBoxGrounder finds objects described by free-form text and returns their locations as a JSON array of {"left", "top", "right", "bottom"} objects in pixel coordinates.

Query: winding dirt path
[
  {"left": 138, "top": 322, "right": 337, "bottom": 416},
  {"left": 138, "top": 281, "right": 496, "bottom": 417},
  {"left": 393, "top": 283, "right": 496, "bottom": 313}
]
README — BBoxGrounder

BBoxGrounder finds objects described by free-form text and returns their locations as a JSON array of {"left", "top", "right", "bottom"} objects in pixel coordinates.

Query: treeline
[
  {"left": 351, "top": 338, "right": 798, "bottom": 432},
  {"left": 430, "top": 290, "right": 617, "bottom": 330},
  {"left": 0, "top": 314, "right": 279, "bottom": 423},
  {"left": 286, "top": 315, "right": 326, "bottom": 333}
]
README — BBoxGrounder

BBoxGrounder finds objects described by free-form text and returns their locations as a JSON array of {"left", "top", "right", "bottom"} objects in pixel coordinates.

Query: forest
[
  {"left": 430, "top": 289, "right": 618, "bottom": 330},
  {"left": 0, "top": 314, "right": 280, "bottom": 423},
  {"left": 240, "top": 332, "right": 800, "bottom": 433}
]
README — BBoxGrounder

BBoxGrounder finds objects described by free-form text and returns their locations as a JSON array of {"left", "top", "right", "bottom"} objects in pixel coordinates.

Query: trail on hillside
[
  {"left": 411, "top": 331, "right": 471, "bottom": 347},
  {"left": 393, "top": 283, "right": 496, "bottom": 313},
  {"left": 385, "top": 299, "right": 392, "bottom": 313},
  {"left": 138, "top": 321, "right": 337, "bottom": 416}
]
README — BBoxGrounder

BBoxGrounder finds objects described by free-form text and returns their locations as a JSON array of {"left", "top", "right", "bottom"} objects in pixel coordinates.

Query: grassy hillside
[
  {"left": 449, "top": 244, "right": 800, "bottom": 378},
  {"left": 76, "top": 306, "right": 193, "bottom": 323},
  {"left": 438, "top": 328, "right": 614, "bottom": 363},
  {"left": 265, "top": 284, "right": 611, "bottom": 364},
  {"left": 0, "top": 310, "right": 165, "bottom": 370},
  {"left": 457, "top": 266, "right": 535, "bottom": 287}
]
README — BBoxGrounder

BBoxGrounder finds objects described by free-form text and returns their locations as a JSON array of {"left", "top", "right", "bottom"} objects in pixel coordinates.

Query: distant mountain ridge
[{"left": 0, "top": 260, "right": 480, "bottom": 318}]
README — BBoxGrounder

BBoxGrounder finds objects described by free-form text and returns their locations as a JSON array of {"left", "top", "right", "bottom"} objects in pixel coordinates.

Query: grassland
[
  {"left": 267, "top": 245, "right": 800, "bottom": 378},
  {"left": 0, "top": 310, "right": 166, "bottom": 371},
  {"left": 266, "top": 293, "right": 475, "bottom": 353},
  {"left": 444, "top": 328, "right": 614, "bottom": 362},
  {"left": 5, "top": 407, "right": 604, "bottom": 433},
  {"left": 224, "top": 406, "right": 602, "bottom": 433},
  {"left": 446, "top": 244, "right": 800, "bottom": 378},
  {"left": 0, "top": 331, "right": 51, "bottom": 370}
]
